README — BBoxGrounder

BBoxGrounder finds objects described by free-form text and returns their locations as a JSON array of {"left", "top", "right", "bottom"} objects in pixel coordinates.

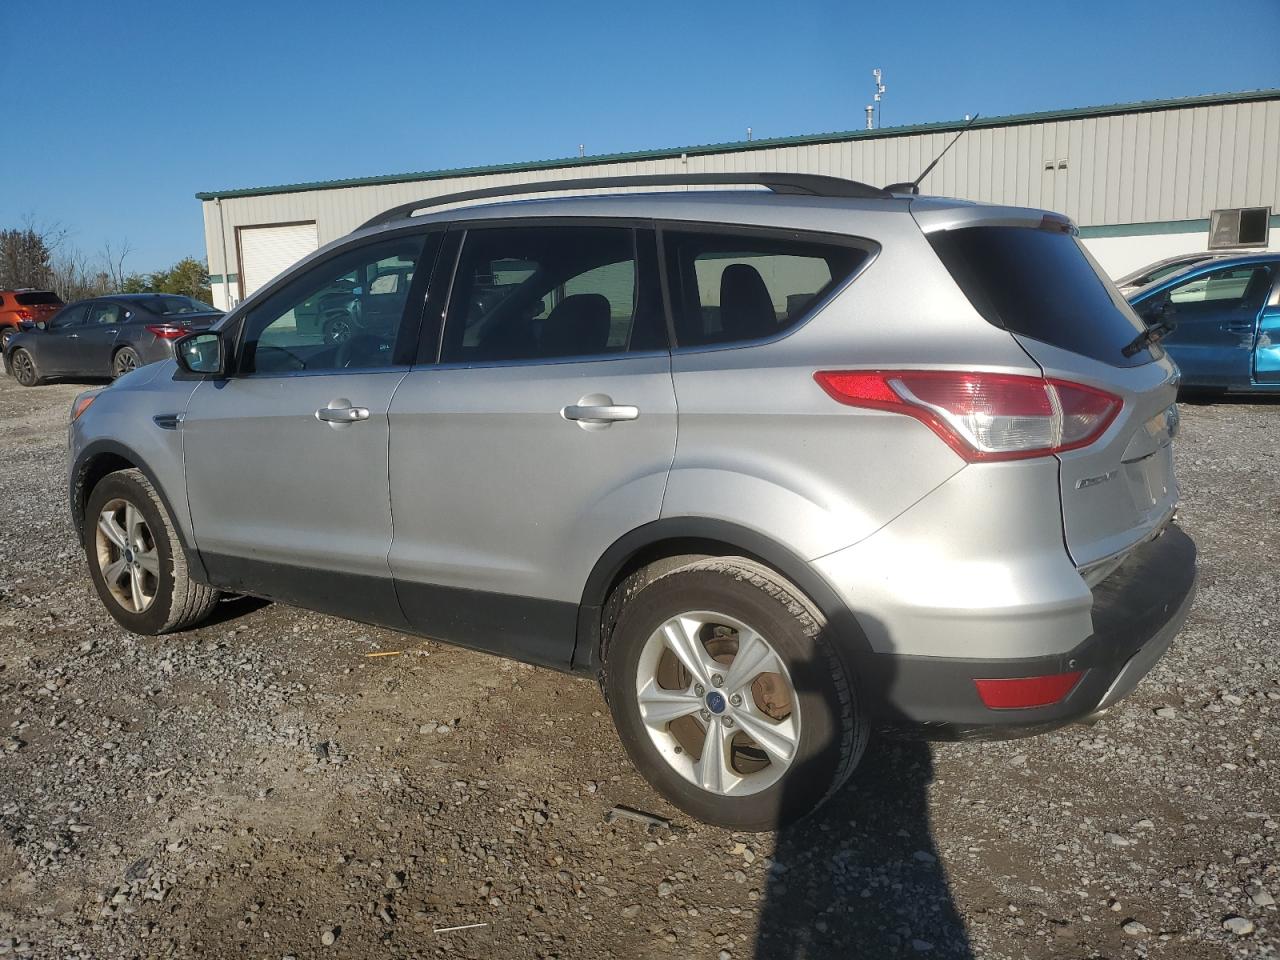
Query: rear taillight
[
  {"left": 15, "top": 309, "right": 33, "bottom": 320},
  {"left": 974, "top": 671, "right": 1083, "bottom": 709},
  {"left": 146, "top": 324, "right": 185, "bottom": 340},
  {"left": 814, "top": 370, "right": 1121, "bottom": 462}
]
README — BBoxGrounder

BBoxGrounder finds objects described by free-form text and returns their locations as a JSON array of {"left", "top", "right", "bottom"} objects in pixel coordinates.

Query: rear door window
[
  {"left": 440, "top": 225, "right": 665, "bottom": 363},
  {"left": 662, "top": 230, "right": 869, "bottom": 347},
  {"left": 928, "top": 225, "right": 1150, "bottom": 366}
]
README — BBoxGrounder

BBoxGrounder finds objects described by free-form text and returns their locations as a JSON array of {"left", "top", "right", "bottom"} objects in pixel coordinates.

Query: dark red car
[{"left": 0, "top": 289, "right": 64, "bottom": 351}]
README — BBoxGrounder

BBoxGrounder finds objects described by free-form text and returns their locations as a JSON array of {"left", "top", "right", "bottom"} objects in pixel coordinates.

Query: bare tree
[{"left": 101, "top": 238, "right": 133, "bottom": 291}]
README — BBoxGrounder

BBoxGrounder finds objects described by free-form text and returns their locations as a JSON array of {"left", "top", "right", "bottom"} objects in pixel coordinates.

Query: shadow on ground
[{"left": 756, "top": 738, "right": 972, "bottom": 959}]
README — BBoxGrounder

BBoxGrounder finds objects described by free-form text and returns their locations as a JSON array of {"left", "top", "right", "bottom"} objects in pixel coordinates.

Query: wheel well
[
  {"left": 72, "top": 452, "right": 137, "bottom": 541},
  {"left": 574, "top": 533, "right": 791, "bottom": 675}
]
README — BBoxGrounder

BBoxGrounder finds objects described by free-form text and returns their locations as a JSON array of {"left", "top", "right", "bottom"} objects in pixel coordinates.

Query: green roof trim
[
  {"left": 196, "top": 88, "right": 1280, "bottom": 201},
  {"left": 1077, "top": 213, "right": 1279, "bottom": 238}
]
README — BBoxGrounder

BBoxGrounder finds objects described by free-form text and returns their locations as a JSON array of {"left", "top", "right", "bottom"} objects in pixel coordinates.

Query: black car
[{"left": 4, "top": 294, "right": 222, "bottom": 386}]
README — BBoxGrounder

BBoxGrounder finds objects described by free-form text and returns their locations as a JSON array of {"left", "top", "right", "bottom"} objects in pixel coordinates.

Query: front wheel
[
  {"left": 602, "top": 557, "right": 867, "bottom": 830},
  {"left": 9, "top": 348, "right": 42, "bottom": 386},
  {"left": 84, "top": 469, "right": 221, "bottom": 634}
]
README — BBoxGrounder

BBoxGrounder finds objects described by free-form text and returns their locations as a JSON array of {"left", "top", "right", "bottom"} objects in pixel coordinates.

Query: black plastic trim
[
  {"left": 201, "top": 553, "right": 408, "bottom": 630},
  {"left": 395, "top": 580, "right": 578, "bottom": 671}
]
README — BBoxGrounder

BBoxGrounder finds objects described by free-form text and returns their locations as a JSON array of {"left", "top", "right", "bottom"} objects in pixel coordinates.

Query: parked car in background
[
  {"left": 1127, "top": 253, "right": 1280, "bottom": 393},
  {"left": 0, "top": 289, "right": 64, "bottom": 351},
  {"left": 4, "top": 294, "right": 220, "bottom": 386},
  {"left": 1113, "top": 252, "right": 1245, "bottom": 297},
  {"left": 66, "top": 173, "right": 1195, "bottom": 830}
]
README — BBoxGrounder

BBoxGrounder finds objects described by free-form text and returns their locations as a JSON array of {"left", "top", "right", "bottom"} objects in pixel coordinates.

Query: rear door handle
[
  {"left": 1223, "top": 322, "right": 1255, "bottom": 333},
  {"left": 562, "top": 403, "right": 639, "bottom": 423},
  {"left": 315, "top": 402, "right": 370, "bottom": 424}
]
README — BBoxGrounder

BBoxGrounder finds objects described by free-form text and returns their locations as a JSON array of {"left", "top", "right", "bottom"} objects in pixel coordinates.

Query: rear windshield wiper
[{"left": 1122, "top": 319, "right": 1175, "bottom": 358}]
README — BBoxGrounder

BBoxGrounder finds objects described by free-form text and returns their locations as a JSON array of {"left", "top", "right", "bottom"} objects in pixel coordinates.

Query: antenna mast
[{"left": 869, "top": 68, "right": 886, "bottom": 128}]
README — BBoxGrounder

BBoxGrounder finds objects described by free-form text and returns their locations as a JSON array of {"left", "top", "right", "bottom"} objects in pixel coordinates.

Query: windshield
[{"left": 929, "top": 224, "right": 1151, "bottom": 367}]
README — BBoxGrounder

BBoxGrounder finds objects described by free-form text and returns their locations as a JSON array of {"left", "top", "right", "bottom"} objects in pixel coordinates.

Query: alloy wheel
[
  {"left": 11, "top": 350, "right": 36, "bottom": 385},
  {"left": 95, "top": 498, "right": 160, "bottom": 613},
  {"left": 635, "top": 611, "right": 800, "bottom": 796},
  {"left": 113, "top": 351, "right": 138, "bottom": 376}
]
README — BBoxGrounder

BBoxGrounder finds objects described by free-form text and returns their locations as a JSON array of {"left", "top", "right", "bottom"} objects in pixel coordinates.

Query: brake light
[
  {"left": 974, "top": 671, "right": 1083, "bottom": 709},
  {"left": 146, "top": 324, "right": 185, "bottom": 340},
  {"left": 814, "top": 370, "right": 1121, "bottom": 462},
  {"left": 15, "top": 309, "right": 33, "bottom": 320}
]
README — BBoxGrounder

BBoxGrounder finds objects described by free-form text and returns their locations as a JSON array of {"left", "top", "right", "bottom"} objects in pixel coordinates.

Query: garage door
[{"left": 239, "top": 222, "right": 319, "bottom": 298}]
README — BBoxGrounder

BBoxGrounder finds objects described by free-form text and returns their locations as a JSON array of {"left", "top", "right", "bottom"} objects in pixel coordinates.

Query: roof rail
[{"left": 357, "top": 172, "right": 892, "bottom": 230}]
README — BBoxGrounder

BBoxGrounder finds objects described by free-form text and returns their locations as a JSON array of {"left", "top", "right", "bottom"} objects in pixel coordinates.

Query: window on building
[{"left": 1209, "top": 207, "right": 1271, "bottom": 249}]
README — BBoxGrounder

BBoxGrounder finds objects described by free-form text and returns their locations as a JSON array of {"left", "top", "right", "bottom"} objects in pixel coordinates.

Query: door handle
[
  {"left": 315, "top": 402, "right": 370, "bottom": 424},
  {"left": 563, "top": 404, "right": 639, "bottom": 422},
  {"left": 1223, "top": 321, "right": 1255, "bottom": 333}
]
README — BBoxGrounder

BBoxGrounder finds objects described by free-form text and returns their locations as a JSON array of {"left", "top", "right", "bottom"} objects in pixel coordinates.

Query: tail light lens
[
  {"left": 814, "top": 370, "right": 1121, "bottom": 462},
  {"left": 15, "top": 309, "right": 33, "bottom": 320},
  {"left": 146, "top": 324, "right": 185, "bottom": 340}
]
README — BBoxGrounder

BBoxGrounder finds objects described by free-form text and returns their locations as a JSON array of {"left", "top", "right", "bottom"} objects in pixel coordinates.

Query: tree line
[{"left": 0, "top": 221, "right": 213, "bottom": 304}]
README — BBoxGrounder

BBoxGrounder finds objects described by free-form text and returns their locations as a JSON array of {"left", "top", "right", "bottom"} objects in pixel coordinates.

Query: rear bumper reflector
[{"left": 973, "top": 671, "right": 1083, "bottom": 709}]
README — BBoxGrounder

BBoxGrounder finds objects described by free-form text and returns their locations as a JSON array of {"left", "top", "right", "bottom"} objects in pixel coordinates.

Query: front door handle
[
  {"left": 1223, "top": 321, "right": 1255, "bottom": 333},
  {"left": 563, "top": 404, "right": 639, "bottom": 422},
  {"left": 315, "top": 399, "right": 370, "bottom": 425}
]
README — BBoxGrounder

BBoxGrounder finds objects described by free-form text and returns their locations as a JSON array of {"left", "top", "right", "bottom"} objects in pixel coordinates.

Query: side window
[
  {"left": 440, "top": 225, "right": 663, "bottom": 363},
  {"left": 1168, "top": 265, "right": 1273, "bottom": 310},
  {"left": 87, "top": 302, "right": 123, "bottom": 325},
  {"left": 50, "top": 304, "right": 89, "bottom": 329},
  {"left": 662, "top": 230, "right": 870, "bottom": 347},
  {"left": 239, "top": 233, "right": 435, "bottom": 375}
]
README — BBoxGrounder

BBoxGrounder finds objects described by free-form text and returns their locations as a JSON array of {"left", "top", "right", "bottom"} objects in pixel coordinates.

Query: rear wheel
[
  {"left": 84, "top": 469, "right": 221, "bottom": 634},
  {"left": 112, "top": 347, "right": 141, "bottom": 378},
  {"left": 602, "top": 557, "right": 867, "bottom": 830},
  {"left": 10, "top": 348, "right": 42, "bottom": 386},
  {"left": 0, "top": 327, "right": 16, "bottom": 352}
]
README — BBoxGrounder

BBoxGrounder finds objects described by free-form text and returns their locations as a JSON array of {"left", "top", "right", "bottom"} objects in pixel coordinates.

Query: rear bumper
[{"left": 863, "top": 523, "right": 1197, "bottom": 739}]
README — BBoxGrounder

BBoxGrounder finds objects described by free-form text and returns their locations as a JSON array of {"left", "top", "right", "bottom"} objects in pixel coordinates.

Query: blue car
[{"left": 1127, "top": 253, "right": 1280, "bottom": 393}]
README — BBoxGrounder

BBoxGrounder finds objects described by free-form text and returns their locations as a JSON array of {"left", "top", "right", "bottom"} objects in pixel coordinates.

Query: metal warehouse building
[{"left": 198, "top": 89, "right": 1280, "bottom": 311}]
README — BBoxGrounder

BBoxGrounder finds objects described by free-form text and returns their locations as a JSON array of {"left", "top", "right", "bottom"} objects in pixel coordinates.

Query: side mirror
[{"left": 175, "top": 331, "right": 226, "bottom": 377}]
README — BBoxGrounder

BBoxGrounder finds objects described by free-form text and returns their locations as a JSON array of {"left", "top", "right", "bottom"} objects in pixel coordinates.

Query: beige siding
[{"left": 203, "top": 98, "right": 1280, "bottom": 283}]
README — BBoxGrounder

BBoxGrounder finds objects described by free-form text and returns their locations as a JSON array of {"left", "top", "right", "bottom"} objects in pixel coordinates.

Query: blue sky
[{"left": 2, "top": 0, "right": 1277, "bottom": 272}]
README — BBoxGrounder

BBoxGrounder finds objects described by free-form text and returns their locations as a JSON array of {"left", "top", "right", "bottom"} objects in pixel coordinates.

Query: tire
[
  {"left": 112, "top": 346, "right": 141, "bottom": 378},
  {"left": 9, "top": 348, "right": 42, "bottom": 386},
  {"left": 84, "top": 468, "right": 221, "bottom": 635},
  {"left": 0, "top": 327, "right": 16, "bottom": 352},
  {"left": 601, "top": 557, "right": 867, "bottom": 831}
]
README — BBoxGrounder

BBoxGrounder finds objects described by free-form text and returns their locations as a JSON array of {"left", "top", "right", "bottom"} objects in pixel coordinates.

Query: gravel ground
[{"left": 0, "top": 374, "right": 1276, "bottom": 960}]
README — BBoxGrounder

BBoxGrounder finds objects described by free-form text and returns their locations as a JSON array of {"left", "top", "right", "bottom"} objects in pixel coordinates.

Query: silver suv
[{"left": 68, "top": 174, "right": 1197, "bottom": 830}]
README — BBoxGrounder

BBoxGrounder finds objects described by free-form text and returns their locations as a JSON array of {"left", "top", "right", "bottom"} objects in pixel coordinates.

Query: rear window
[
  {"left": 140, "top": 296, "right": 217, "bottom": 316},
  {"left": 929, "top": 225, "right": 1150, "bottom": 367},
  {"left": 15, "top": 291, "right": 62, "bottom": 306}
]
